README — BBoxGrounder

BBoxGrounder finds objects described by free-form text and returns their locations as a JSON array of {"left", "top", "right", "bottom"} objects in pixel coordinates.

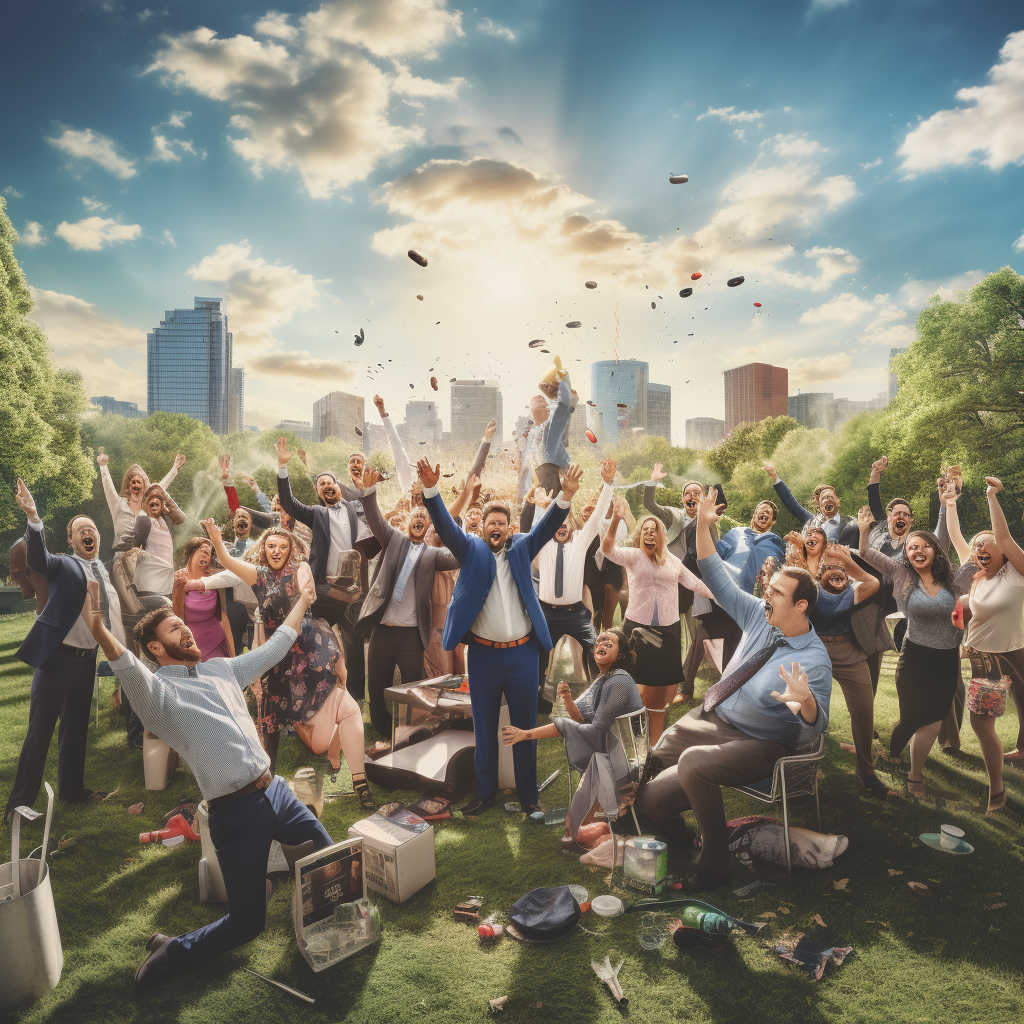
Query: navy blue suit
[
  {"left": 424, "top": 489, "right": 569, "bottom": 806},
  {"left": 6, "top": 525, "right": 94, "bottom": 816}
]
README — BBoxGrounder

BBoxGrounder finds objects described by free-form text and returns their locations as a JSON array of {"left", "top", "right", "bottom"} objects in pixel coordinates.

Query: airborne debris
[{"left": 408, "top": 250, "right": 428, "bottom": 267}]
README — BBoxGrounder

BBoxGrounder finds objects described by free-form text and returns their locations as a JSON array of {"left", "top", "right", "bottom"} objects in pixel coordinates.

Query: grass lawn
[{"left": 1, "top": 609, "right": 1022, "bottom": 1024}]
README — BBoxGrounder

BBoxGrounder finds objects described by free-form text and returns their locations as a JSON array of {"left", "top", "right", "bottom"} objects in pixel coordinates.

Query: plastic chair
[
  {"left": 94, "top": 661, "right": 116, "bottom": 727},
  {"left": 729, "top": 733, "right": 826, "bottom": 874}
]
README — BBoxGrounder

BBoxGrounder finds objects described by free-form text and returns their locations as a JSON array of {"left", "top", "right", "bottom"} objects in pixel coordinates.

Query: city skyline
[{"left": 7, "top": 2, "right": 1020, "bottom": 445}]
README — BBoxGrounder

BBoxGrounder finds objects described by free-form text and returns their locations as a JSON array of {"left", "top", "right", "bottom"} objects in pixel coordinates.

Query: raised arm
[
  {"left": 986, "top": 477, "right": 1024, "bottom": 577},
  {"left": 353, "top": 472, "right": 396, "bottom": 552},
  {"left": 276, "top": 438, "right": 315, "bottom": 528},
  {"left": 642, "top": 463, "right": 674, "bottom": 529},
  {"left": 447, "top": 474, "right": 479, "bottom": 525},
  {"left": 466, "top": 419, "right": 497, "bottom": 481},
  {"left": 84, "top": 580, "right": 126, "bottom": 663},
  {"left": 829, "top": 545, "right": 880, "bottom": 604},
  {"left": 97, "top": 454, "right": 120, "bottom": 519},
  {"left": 601, "top": 498, "right": 628, "bottom": 558},
  {"left": 764, "top": 463, "right": 811, "bottom": 525},
  {"left": 419, "top": 459, "right": 471, "bottom": 561},
  {"left": 939, "top": 478, "right": 971, "bottom": 565},
  {"left": 17, "top": 481, "right": 62, "bottom": 581},
  {"left": 580, "top": 478, "right": 615, "bottom": 548},
  {"left": 857, "top": 506, "right": 901, "bottom": 579},
  {"left": 375, "top": 396, "right": 415, "bottom": 494},
  {"left": 158, "top": 453, "right": 186, "bottom": 491},
  {"left": 867, "top": 456, "right": 887, "bottom": 523},
  {"left": 525, "top": 464, "right": 578, "bottom": 559},
  {"left": 200, "top": 519, "right": 259, "bottom": 586}
]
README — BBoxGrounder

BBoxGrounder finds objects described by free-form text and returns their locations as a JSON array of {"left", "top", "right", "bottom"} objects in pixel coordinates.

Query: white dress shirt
[
  {"left": 536, "top": 482, "right": 614, "bottom": 605},
  {"left": 471, "top": 547, "right": 535, "bottom": 642},
  {"left": 381, "top": 541, "right": 424, "bottom": 627}
]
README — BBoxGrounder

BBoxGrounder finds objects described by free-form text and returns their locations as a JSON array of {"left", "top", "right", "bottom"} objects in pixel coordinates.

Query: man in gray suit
[{"left": 355, "top": 468, "right": 461, "bottom": 735}]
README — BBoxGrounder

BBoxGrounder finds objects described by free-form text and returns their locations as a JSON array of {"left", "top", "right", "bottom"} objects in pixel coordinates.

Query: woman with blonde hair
[
  {"left": 173, "top": 536, "right": 233, "bottom": 661},
  {"left": 96, "top": 449, "right": 186, "bottom": 551},
  {"left": 601, "top": 501, "right": 712, "bottom": 741},
  {"left": 198, "top": 519, "right": 374, "bottom": 808}
]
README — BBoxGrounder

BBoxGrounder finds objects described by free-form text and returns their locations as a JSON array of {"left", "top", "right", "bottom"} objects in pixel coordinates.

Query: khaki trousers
[{"left": 825, "top": 638, "right": 875, "bottom": 778}]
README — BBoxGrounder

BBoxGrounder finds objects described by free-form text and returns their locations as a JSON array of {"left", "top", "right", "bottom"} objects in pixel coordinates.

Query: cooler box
[{"left": 348, "top": 814, "right": 435, "bottom": 904}]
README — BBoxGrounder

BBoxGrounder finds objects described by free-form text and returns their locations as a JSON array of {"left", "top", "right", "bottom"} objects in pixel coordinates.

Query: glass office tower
[{"left": 590, "top": 360, "right": 648, "bottom": 443}]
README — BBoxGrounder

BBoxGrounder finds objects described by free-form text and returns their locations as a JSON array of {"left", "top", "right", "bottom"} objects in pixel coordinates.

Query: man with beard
[
  {"left": 82, "top": 567, "right": 331, "bottom": 992},
  {"left": 276, "top": 439, "right": 380, "bottom": 701},
  {"left": 810, "top": 546, "right": 889, "bottom": 798},
  {"left": 763, "top": 463, "right": 857, "bottom": 544},
  {"left": 417, "top": 457, "right": 581, "bottom": 816},
  {"left": 5, "top": 480, "right": 124, "bottom": 822},
  {"left": 635, "top": 487, "right": 832, "bottom": 892},
  {"left": 715, "top": 499, "right": 787, "bottom": 595}
]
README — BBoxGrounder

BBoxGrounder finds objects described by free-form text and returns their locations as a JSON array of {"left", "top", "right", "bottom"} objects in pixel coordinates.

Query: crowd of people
[{"left": 5, "top": 354, "right": 1022, "bottom": 993}]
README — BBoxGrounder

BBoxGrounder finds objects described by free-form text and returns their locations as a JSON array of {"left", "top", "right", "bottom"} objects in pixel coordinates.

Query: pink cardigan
[{"left": 604, "top": 545, "right": 713, "bottom": 626}]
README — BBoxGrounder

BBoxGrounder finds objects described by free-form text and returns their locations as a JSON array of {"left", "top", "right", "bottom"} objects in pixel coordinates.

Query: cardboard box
[{"left": 348, "top": 815, "right": 435, "bottom": 904}]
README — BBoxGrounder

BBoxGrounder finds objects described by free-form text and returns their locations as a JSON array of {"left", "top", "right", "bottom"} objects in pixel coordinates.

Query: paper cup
[{"left": 939, "top": 825, "right": 965, "bottom": 850}]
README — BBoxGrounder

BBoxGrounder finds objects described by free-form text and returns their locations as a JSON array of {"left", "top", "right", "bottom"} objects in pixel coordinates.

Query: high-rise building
[
  {"left": 404, "top": 400, "right": 443, "bottom": 446},
  {"left": 888, "top": 347, "right": 908, "bottom": 402},
  {"left": 788, "top": 392, "right": 836, "bottom": 431},
  {"left": 312, "top": 391, "right": 364, "bottom": 444},
  {"left": 91, "top": 395, "right": 145, "bottom": 418},
  {"left": 722, "top": 362, "right": 788, "bottom": 433},
  {"left": 274, "top": 419, "right": 313, "bottom": 443},
  {"left": 147, "top": 297, "right": 233, "bottom": 433},
  {"left": 686, "top": 417, "right": 725, "bottom": 449},
  {"left": 228, "top": 367, "right": 245, "bottom": 433},
  {"left": 362, "top": 422, "right": 387, "bottom": 455},
  {"left": 590, "top": 360, "right": 649, "bottom": 443},
  {"left": 451, "top": 380, "right": 502, "bottom": 448},
  {"left": 646, "top": 382, "right": 672, "bottom": 442}
]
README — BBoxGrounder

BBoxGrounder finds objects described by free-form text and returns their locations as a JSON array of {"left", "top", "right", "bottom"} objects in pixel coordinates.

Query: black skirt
[
  {"left": 890, "top": 638, "right": 959, "bottom": 756},
  {"left": 622, "top": 618, "right": 683, "bottom": 688}
]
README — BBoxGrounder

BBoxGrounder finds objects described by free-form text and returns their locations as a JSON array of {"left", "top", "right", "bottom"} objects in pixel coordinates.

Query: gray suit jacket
[{"left": 354, "top": 487, "right": 460, "bottom": 648}]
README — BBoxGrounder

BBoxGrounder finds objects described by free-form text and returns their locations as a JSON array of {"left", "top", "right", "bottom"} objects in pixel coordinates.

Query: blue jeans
[
  {"left": 466, "top": 638, "right": 543, "bottom": 807},
  {"left": 166, "top": 777, "right": 332, "bottom": 968}
]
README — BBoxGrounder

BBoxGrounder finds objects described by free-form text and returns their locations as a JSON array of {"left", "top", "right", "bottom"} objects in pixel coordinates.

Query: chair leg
[
  {"left": 780, "top": 766, "right": 792, "bottom": 875},
  {"left": 631, "top": 805, "right": 641, "bottom": 835},
  {"left": 814, "top": 773, "right": 822, "bottom": 832}
]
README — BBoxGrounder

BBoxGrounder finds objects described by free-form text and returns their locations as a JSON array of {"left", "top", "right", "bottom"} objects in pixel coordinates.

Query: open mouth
[
  {"left": 822, "top": 503, "right": 836, "bottom": 515},
  {"left": 910, "top": 553, "right": 928, "bottom": 565},
  {"left": 826, "top": 572, "right": 846, "bottom": 587},
  {"left": 976, "top": 552, "right": 992, "bottom": 567},
  {"left": 488, "top": 530, "right": 502, "bottom": 544},
  {"left": 81, "top": 537, "right": 96, "bottom": 551}
]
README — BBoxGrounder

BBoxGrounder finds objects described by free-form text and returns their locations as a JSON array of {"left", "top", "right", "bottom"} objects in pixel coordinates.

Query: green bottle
[{"left": 680, "top": 906, "right": 730, "bottom": 935}]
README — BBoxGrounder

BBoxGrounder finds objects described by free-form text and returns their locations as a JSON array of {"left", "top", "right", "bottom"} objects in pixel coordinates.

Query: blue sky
[{"left": 3, "top": 0, "right": 1022, "bottom": 440}]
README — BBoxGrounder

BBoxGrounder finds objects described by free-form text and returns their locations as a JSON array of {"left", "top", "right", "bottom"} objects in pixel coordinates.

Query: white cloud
[
  {"left": 770, "top": 133, "right": 824, "bottom": 157},
  {"left": 82, "top": 196, "right": 108, "bottom": 211},
  {"left": 898, "top": 269, "right": 986, "bottom": 307},
  {"left": 733, "top": 129, "right": 746, "bottom": 141},
  {"left": 4, "top": 185, "right": 25, "bottom": 198},
  {"left": 1013, "top": 230, "right": 1024, "bottom": 253},
  {"left": 54, "top": 216, "right": 142, "bottom": 251},
  {"left": 789, "top": 353, "right": 853, "bottom": 386},
  {"left": 47, "top": 127, "right": 137, "bottom": 179},
  {"left": 162, "top": 229, "right": 176, "bottom": 246},
  {"left": 21, "top": 221, "right": 46, "bottom": 247},
  {"left": 859, "top": 322, "right": 916, "bottom": 348},
  {"left": 899, "top": 30, "right": 1024, "bottom": 173},
  {"left": 860, "top": 157, "right": 882, "bottom": 170},
  {"left": 800, "top": 291, "right": 876, "bottom": 324},
  {"left": 148, "top": 2, "right": 464, "bottom": 197},
  {"left": 811, "top": 0, "right": 853, "bottom": 8},
  {"left": 149, "top": 133, "right": 202, "bottom": 162},
  {"left": 249, "top": 350, "right": 355, "bottom": 381},
  {"left": 164, "top": 110, "right": 192, "bottom": 129},
  {"left": 186, "top": 241, "right": 328, "bottom": 343},
  {"left": 28, "top": 286, "right": 146, "bottom": 399},
  {"left": 697, "top": 106, "right": 766, "bottom": 124},
  {"left": 478, "top": 17, "right": 515, "bottom": 42}
]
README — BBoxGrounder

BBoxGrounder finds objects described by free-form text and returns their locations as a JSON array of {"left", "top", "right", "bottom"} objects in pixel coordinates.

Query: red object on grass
[{"left": 140, "top": 813, "right": 200, "bottom": 844}]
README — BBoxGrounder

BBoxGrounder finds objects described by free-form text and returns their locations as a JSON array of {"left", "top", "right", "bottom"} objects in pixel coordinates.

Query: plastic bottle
[{"left": 680, "top": 906, "right": 730, "bottom": 935}]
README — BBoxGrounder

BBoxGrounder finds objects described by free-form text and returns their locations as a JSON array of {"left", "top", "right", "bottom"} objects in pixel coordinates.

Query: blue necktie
[
  {"left": 554, "top": 543, "right": 564, "bottom": 599},
  {"left": 704, "top": 628, "right": 785, "bottom": 712},
  {"left": 393, "top": 547, "right": 418, "bottom": 604}
]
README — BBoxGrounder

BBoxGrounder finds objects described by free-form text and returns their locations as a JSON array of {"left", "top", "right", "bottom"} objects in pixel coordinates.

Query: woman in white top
[
  {"left": 127, "top": 484, "right": 183, "bottom": 598},
  {"left": 945, "top": 476, "right": 1024, "bottom": 812},
  {"left": 96, "top": 449, "right": 186, "bottom": 551}
]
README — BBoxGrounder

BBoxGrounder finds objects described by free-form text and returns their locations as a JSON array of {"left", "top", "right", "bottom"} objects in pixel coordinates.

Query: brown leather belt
[
  {"left": 208, "top": 769, "right": 273, "bottom": 810},
  {"left": 472, "top": 634, "right": 532, "bottom": 649},
  {"left": 819, "top": 635, "right": 847, "bottom": 645}
]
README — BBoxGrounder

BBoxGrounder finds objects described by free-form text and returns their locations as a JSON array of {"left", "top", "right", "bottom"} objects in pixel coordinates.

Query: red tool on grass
[{"left": 140, "top": 813, "right": 199, "bottom": 844}]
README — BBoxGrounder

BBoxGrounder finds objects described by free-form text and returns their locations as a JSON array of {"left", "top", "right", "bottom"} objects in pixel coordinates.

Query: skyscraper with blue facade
[
  {"left": 147, "top": 297, "right": 233, "bottom": 433},
  {"left": 589, "top": 359, "right": 649, "bottom": 443}
]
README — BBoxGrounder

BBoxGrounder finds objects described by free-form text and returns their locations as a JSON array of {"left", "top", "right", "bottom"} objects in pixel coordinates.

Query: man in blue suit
[
  {"left": 418, "top": 457, "right": 582, "bottom": 815},
  {"left": 5, "top": 480, "right": 125, "bottom": 823}
]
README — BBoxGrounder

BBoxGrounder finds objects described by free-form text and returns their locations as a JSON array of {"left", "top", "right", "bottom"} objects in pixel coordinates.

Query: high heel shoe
[
  {"left": 987, "top": 789, "right": 1006, "bottom": 814},
  {"left": 352, "top": 773, "right": 375, "bottom": 810},
  {"left": 906, "top": 775, "right": 926, "bottom": 798}
]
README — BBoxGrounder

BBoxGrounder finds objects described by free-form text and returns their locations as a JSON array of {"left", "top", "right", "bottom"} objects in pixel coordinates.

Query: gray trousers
[{"left": 635, "top": 706, "right": 789, "bottom": 876}]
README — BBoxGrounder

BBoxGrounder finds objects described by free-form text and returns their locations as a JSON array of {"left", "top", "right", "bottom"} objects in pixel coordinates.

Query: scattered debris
[
  {"left": 528, "top": 339, "right": 545, "bottom": 349},
  {"left": 127, "top": 803, "right": 144, "bottom": 815},
  {"left": 592, "top": 957, "right": 627, "bottom": 1006},
  {"left": 489, "top": 996, "right": 508, "bottom": 1013},
  {"left": 908, "top": 882, "right": 931, "bottom": 896},
  {"left": 566, "top": 321, "right": 582, "bottom": 328},
  {"left": 833, "top": 879, "right": 849, "bottom": 891},
  {"left": 416, "top": 294, "right": 424, "bottom": 300},
  {"left": 888, "top": 868, "right": 902, "bottom": 876},
  {"left": 455, "top": 896, "right": 485, "bottom": 922},
  {"left": 679, "top": 287, "right": 693, "bottom": 297},
  {"left": 690, "top": 272, "right": 702, "bottom": 280},
  {"left": 774, "top": 938, "right": 855, "bottom": 981},
  {"left": 408, "top": 250, "right": 428, "bottom": 267},
  {"left": 813, "top": 914, "right": 827, "bottom": 927},
  {"left": 669, "top": 174, "right": 689, "bottom": 184},
  {"left": 727, "top": 276, "right": 745, "bottom": 287},
  {"left": 355, "top": 328, "right": 364, "bottom": 346},
  {"left": 585, "top": 281, "right": 597, "bottom": 289},
  {"left": 990, "top": 903, "right": 1007, "bottom": 910}
]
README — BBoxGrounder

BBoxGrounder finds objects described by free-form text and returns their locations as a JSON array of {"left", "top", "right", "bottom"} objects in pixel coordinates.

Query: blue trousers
[
  {"left": 166, "top": 778, "right": 332, "bottom": 969},
  {"left": 466, "top": 638, "right": 543, "bottom": 807},
  {"left": 541, "top": 601, "right": 597, "bottom": 680}
]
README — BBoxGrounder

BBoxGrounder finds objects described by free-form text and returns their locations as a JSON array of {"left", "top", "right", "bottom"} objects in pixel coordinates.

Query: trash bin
[{"left": 0, "top": 783, "right": 63, "bottom": 1011}]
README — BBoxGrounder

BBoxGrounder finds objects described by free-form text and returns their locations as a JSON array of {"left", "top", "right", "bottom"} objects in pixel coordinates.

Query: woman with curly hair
[
  {"left": 858, "top": 508, "right": 964, "bottom": 796},
  {"left": 198, "top": 519, "right": 373, "bottom": 807},
  {"left": 783, "top": 524, "right": 828, "bottom": 577}
]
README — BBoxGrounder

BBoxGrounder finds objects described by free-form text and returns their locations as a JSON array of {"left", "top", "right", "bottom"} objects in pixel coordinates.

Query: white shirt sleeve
[{"left": 382, "top": 414, "right": 414, "bottom": 493}]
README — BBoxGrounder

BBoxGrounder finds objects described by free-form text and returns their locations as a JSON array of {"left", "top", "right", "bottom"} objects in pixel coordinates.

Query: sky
[{"left": 3, "top": 0, "right": 1023, "bottom": 443}]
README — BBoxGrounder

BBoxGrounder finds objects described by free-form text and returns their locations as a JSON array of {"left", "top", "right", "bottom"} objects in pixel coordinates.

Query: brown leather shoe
[
  {"left": 145, "top": 932, "right": 171, "bottom": 954},
  {"left": 134, "top": 940, "right": 174, "bottom": 995}
]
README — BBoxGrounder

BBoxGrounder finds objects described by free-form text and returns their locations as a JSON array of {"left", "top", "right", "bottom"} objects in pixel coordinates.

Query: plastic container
[
  {"left": 623, "top": 836, "right": 668, "bottom": 896},
  {"left": 591, "top": 895, "right": 624, "bottom": 917}
]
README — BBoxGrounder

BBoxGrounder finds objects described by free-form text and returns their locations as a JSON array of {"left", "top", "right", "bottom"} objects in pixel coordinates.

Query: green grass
[{"left": 1, "top": 610, "right": 1022, "bottom": 1024}]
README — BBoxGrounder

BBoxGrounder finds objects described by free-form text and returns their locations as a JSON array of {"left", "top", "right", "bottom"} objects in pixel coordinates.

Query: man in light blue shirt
[{"left": 636, "top": 488, "right": 832, "bottom": 893}]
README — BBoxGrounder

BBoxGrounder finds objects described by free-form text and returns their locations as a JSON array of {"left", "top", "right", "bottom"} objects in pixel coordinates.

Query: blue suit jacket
[
  {"left": 424, "top": 491, "right": 569, "bottom": 652},
  {"left": 716, "top": 527, "right": 786, "bottom": 594},
  {"left": 535, "top": 379, "right": 573, "bottom": 469},
  {"left": 17, "top": 525, "right": 89, "bottom": 670}
]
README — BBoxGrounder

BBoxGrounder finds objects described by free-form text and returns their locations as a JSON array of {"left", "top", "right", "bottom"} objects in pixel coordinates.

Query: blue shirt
[
  {"left": 697, "top": 553, "right": 832, "bottom": 748},
  {"left": 810, "top": 587, "right": 856, "bottom": 637}
]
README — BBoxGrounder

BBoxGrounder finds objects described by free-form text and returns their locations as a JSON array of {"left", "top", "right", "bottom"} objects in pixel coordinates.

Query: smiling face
[
  {"left": 593, "top": 631, "right": 620, "bottom": 670},
  {"left": 348, "top": 453, "right": 365, "bottom": 483},
  {"left": 751, "top": 502, "right": 776, "bottom": 534},
  {"left": 904, "top": 534, "right": 935, "bottom": 575},
  {"left": 233, "top": 509, "right": 252, "bottom": 538},
  {"left": 150, "top": 615, "right": 202, "bottom": 664},
  {"left": 639, "top": 517, "right": 662, "bottom": 561},
  {"left": 888, "top": 501, "right": 913, "bottom": 539},
  {"left": 465, "top": 507, "right": 483, "bottom": 533},
  {"left": 187, "top": 541, "right": 214, "bottom": 577},
  {"left": 482, "top": 510, "right": 510, "bottom": 551},
  {"left": 406, "top": 507, "right": 430, "bottom": 543},
  {"left": 317, "top": 474, "right": 341, "bottom": 506},
  {"left": 68, "top": 517, "right": 100, "bottom": 560},
  {"left": 128, "top": 473, "right": 145, "bottom": 500},
  {"left": 816, "top": 487, "right": 839, "bottom": 517},
  {"left": 804, "top": 529, "right": 826, "bottom": 559},
  {"left": 972, "top": 533, "right": 1004, "bottom": 577},
  {"left": 682, "top": 483, "right": 703, "bottom": 516},
  {"left": 264, "top": 533, "right": 292, "bottom": 571}
]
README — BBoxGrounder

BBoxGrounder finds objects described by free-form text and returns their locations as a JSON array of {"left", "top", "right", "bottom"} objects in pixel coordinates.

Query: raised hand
[
  {"left": 771, "top": 661, "right": 811, "bottom": 716},
  {"left": 763, "top": 462, "right": 779, "bottom": 484},
  {"left": 239, "top": 473, "right": 257, "bottom": 489},
  {"left": 417, "top": 458, "right": 440, "bottom": 489},
  {"left": 871, "top": 456, "right": 888, "bottom": 474},
  {"left": 373, "top": 394, "right": 386, "bottom": 418},
  {"left": 651, "top": 462, "right": 667, "bottom": 482},
  {"left": 361, "top": 467, "right": 381, "bottom": 489},
  {"left": 173, "top": 567, "right": 190, "bottom": 591},
  {"left": 96, "top": 449, "right": 109, "bottom": 467},
  {"left": 985, "top": 476, "right": 1003, "bottom": 495},
  {"left": 276, "top": 437, "right": 294, "bottom": 467},
  {"left": 600, "top": 458, "right": 617, "bottom": 484},
  {"left": 484, "top": 418, "right": 497, "bottom": 441},
  {"left": 697, "top": 486, "right": 725, "bottom": 527},
  {"left": 14, "top": 479, "right": 40, "bottom": 523},
  {"left": 296, "top": 449, "right": 309, "bottom": 469},
  {"left": 219, "top": 453, "right": 231, "bottom": 481},
  {"left": 857, "top": 506, "right": 874, "bottom": 534},
  {"left": 200, "top": 518, "right": 223, "bottom": 547},
  {"left": 612, "top": 496, "right": 630, "bottom": 518},
  {"left": 174, "top": 453, "right": 187, "bottom": 470},
  {"left": 561, "top": 463, "right": 583, "bottom": 501}
]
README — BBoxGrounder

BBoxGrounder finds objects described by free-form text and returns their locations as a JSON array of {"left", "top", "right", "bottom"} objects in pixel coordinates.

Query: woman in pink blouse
[{"left": 601, "top": 499, "right": 712, "bottom": 741}]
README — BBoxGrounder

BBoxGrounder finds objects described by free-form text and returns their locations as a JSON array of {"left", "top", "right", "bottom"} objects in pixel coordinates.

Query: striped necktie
[{"left": 704, "top": 629, "right": 785, "bottom": 712}]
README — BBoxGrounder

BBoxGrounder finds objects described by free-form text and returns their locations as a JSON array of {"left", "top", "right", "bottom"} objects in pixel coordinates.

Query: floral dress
[{"left": 254, "top": 565, "right": 342, "bottom": 734}]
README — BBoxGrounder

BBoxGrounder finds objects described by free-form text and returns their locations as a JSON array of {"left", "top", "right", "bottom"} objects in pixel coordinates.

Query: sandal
[
  {"left": 987, "top": 789, "right": 1006, "bottom": 814},
  {"left": 906, "top": 775, "right": 926, "bottom": 798},
  {"left": 352, "top": 773, "right": 375, "bottom": 810}
]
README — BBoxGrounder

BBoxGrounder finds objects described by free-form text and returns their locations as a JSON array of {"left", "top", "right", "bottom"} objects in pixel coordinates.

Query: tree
[
  {"left": 0, "top": 198, "right": 93, "bottom": 543},
  {"left": 703, "top": 416, "right": 800, "bottom": 482}
]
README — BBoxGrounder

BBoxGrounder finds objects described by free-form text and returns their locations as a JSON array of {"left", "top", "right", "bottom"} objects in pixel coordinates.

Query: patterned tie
[
  {"left": 703, "top": 629, "right": 785, "bottom": 712},
  {"left": 392, "top": 546, "right": 418, "bottom": 604},
  {"left": 90, "top": 562, "right": 111, "bottom": 629},
  {"left": 554, "top": 542, "right": 565, "bottom": 599}
]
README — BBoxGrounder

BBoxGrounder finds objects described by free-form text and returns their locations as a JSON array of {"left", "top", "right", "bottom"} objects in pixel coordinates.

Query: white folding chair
[{"left": 730, "top": 733, "right": 826, "bottom": 874}]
